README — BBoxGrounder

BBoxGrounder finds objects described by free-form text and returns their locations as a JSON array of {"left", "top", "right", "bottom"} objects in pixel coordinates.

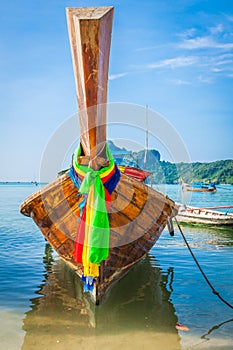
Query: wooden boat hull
[
  {"left": 176, "top": 205, "right": 233, "bottom": 227},
  {"left": 117, "top": 165, "right": 151, "bottom": 182},
  {"left": 20, "top": 6, "right": 177, "bottom": 305},
  {"left": 20, "top": 172, "right": 176, "bottom": 304},
  {"left": 185, "top": 186, "right": 216, "bottom": 193}
]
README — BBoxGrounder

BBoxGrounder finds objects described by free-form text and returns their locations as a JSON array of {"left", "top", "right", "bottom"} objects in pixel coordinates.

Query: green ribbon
[{"left": 73, "top": 144, "right": 114, "bottom": 264}]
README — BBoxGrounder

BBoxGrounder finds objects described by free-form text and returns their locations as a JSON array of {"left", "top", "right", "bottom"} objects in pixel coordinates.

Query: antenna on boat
[{"left": 144, "top": 105, "right": 149, "bottom": 169}]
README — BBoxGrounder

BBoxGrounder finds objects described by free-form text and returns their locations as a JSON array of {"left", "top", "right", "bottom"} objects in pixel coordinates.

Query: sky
[{"left": 1, "top": 0, "right": 233, "bottom": 181}]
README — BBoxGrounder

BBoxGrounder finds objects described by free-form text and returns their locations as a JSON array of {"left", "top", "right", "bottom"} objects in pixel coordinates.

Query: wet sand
[
  {"left": 22, "top": 329, "right": 180, "bottom": 350},
  {"left": 0, "top": 309, "right": 25, "bottom": 350}
]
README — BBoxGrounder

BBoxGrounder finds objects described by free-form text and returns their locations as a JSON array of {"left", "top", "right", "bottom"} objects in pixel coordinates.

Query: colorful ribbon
[{"left": 68, "top": 144, "right": 120, "bottom": 287}]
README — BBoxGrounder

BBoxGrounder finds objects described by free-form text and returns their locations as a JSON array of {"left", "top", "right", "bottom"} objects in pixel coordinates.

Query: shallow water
[{"left": 0, "top": 184, "right": 233, "bottom": 349}]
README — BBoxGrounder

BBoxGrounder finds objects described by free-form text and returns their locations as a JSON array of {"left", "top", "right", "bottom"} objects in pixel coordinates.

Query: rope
[{"left": 174, "top": 217, "right": 233, "bottom": 310}]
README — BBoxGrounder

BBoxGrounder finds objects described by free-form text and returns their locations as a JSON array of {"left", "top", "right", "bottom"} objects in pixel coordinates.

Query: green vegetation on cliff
[
  {"left": 144, "top": 154, "right": 233, "bottom": 184},
  {"left": 108, "top": 142, "right": 233, "bottom": 184}
]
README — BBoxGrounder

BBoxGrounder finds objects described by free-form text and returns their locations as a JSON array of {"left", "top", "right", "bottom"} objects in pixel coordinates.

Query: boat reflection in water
[
  {"left": 173, "top": 223, "right": 233, "bottom": 248},
  {"left": 22, "top": 244, "right": 181, "bottom": 350}
]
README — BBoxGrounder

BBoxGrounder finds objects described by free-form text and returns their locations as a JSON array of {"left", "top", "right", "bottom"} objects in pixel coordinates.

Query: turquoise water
[{"left": 0, "top": 183, "right": 233, "bottom": 349}]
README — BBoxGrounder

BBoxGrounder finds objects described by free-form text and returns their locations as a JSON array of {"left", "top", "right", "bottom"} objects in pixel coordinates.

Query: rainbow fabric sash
[{"left": 68, "top": 144, "right": 120, "bottom": 291}]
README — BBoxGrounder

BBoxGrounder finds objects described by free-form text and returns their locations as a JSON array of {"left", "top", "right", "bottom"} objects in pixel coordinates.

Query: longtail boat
[
  {"left": 20, "top": 6, "right": 177, "bottom": 304},
  {"left": 117, "top": 165, "right": 152, "bottom": 183},
  {"left": 176, "top": 204, "right": 233, "bottom": 227},
  {"left": 182, "top": 180, "right": 216, "bottom": 193}
]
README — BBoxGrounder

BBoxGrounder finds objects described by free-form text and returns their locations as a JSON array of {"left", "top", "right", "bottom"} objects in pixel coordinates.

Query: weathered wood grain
[
  {"left": 66, "top": 7, "right": 114, "bottom": 162},
  {"left": 20, "top": 172, "right": 176, "bottom": 303}
]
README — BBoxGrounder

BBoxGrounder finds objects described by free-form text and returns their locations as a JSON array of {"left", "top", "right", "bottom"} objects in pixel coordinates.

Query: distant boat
[
  {"left": 176, "top": 204, "right": 233, "bottom": 227},
  {"left": 117, "top": 165, "right": 152, "bottom": 183},
  {"left": 182, "top": 180, "right": 216, "bottom": 193},
  {"left": 111, "top": 139, "right": 152, "bottom": 184},
  {"left": 114, "top": 151, "right": 152, "bottom": 183}
]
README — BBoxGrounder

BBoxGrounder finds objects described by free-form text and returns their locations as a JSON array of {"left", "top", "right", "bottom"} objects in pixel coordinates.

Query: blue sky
[{"left": 1, "top": 0, "right": 233, "bottom": 181}]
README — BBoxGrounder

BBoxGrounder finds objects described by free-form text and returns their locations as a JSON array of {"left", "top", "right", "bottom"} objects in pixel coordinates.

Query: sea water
[{"left": 0, "top": 183, "right": 232, "bottom": 350}]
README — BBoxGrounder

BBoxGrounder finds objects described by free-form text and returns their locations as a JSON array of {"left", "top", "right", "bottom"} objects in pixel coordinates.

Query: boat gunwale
[
  {"left": 176, "top": 204, "right": 233, "bottom": 226},
  {"left": 20, "top": 172, "right": 176, "bottom": 217}
]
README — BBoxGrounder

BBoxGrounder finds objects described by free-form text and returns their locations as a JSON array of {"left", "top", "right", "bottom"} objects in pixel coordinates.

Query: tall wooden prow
[{"left": 66, "top": 7, "right": 114, "bottom": 170}]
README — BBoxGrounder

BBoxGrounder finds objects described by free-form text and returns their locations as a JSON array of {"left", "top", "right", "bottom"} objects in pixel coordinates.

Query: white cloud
[
  {"left": 148, "top": 56, "right": 198, "bottom": 69},
  {"left": 206, "top": 53, "right": 233, "bottom": 74},
  {"left": 211, "top": 42, "right": 233, "bottom": 50},
  {"left": 198, "top": 75, "right": 213, "bottom": 84},
  {"left": 109, "top": 72, "right": 127, "bottom": 80},
  {"left": 169, "top": 78, "right": 191, "bottom": 85},
  {"left": 177, "top": 28, "right": 197, "bottom": 39},
  {"left": 226, "top": 15, "right": 233, "bottom": 22},
  {"left": 211, "top": 67, "right": 223, "bottom": 73},
  {"left": 179, "top": 36, "right": 233, "bottom": 50},
  {"left": 209, "top": 24, "right": 224, "bottom": 34},
  {"left": 216, "top": 53, "right": 233, "bottom": 60},
  {"left": 207, "top": 53, "right": 233, "bottom": 69},
  {"left": 215, "top": 59, "right": 233, "bottom": 66},
  {"left": 179, "top": 36, "right": 213, "bottom": 49}
]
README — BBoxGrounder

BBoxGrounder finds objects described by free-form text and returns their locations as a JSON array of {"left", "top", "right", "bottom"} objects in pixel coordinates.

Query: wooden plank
[{"left": 66, "top": 7, "right": 114, "bottom": 164}]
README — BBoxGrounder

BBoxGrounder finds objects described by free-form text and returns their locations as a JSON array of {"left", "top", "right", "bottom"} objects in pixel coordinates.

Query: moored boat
[
  {"left": 182, "top": 180, "right": 216, "bottom": 193},
  {"left": 176, "top": 204, "right": 233, "bottom": 227},
  {"left": 117, "top": 165, "right": 152, "bottom": 183},
  {"left": 109, "top": 139, "right": 153, "bottom": 184},
  {"left": 20, "top": 6, "right": 177, "bottom": 304}
]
